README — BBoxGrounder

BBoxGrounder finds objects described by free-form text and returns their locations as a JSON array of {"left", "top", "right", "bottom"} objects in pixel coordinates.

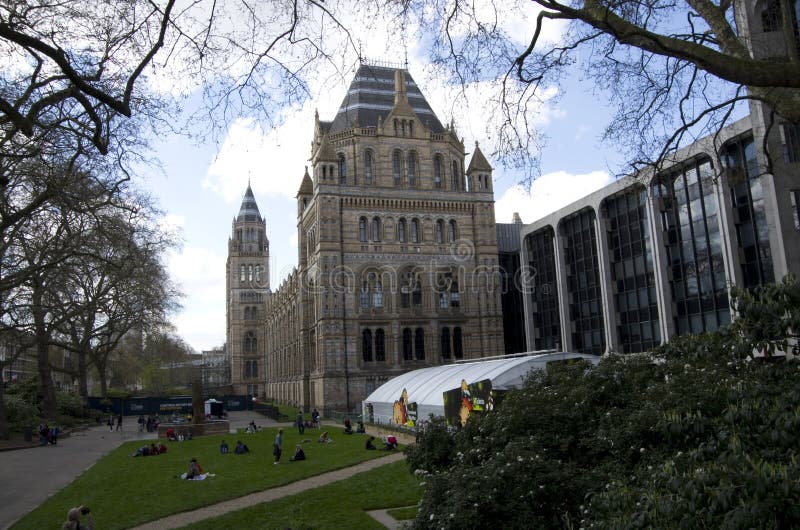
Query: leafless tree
[{"left": 401, "top": 0, "right": 800, "bottom": 180}]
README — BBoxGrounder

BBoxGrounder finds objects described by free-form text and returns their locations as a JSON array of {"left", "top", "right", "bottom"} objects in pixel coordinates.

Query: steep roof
[
  {"left": 237, "top": 184, "right": 262, "bottom": 222},
  {"left": 329, "top": 64, "right": 445, "bottom": 133},
  {"left": 467, "top": 142, "right": 493, "bottom": 173},
  {"left": 297, "top": 166, "right": 313, "bottom": 196}
]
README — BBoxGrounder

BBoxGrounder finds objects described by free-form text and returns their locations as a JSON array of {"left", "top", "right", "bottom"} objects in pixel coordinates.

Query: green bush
[
  {"left": 409, "top": 345, "right": 800, "bottom": 529},
  {"left": 57, "top": 391, "right": 87, "bottom": 418},
  {"left": 5, "top": 394, "right": 41, "bottom": 431}
]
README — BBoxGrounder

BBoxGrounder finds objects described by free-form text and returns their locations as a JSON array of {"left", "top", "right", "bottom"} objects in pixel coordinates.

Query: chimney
[
  {"left": 512, "top": 212, "right": 523, "bottom": 224},
  {"left": 394, "top": 69, "right": 408, "bottom": 106}
]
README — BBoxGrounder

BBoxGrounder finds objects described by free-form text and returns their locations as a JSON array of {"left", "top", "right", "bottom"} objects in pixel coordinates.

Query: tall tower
[
  {"left": 226, "top": 184, "right": 270, "bottom": 397},
  {"left": 277, "top": 62, "right": 505, "bottom": 414}
]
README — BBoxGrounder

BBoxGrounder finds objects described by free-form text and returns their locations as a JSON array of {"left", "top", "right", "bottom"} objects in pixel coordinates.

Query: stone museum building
[{"left": 227, "top": 63, "right": 505, "bottom": 413}]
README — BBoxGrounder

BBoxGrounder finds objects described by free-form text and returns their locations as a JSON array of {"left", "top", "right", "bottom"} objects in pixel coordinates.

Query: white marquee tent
[{"left": 362, "top": 352, "right": 600, "bottom": 426}]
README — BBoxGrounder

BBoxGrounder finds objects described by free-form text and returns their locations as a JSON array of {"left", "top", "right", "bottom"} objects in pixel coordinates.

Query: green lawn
[
  {"left": 12, "top": 427, "right": 398, "bottom": 529},
  {"left": 185, "top": 460, "right": 422, "bottom": 529}
]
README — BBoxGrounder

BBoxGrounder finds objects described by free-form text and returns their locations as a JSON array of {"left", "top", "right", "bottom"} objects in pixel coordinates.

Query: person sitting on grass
[
  {"left": 365, "top": 436, "right": 377, "bottom": 450},
  {"left": 220, "top": 440, "right": 229, "bottom": 454},
  {"left": 382, "top": 435, "right": 398, "bottom": 451},
  {"left": 234, "top": 440, "right": 249, "bottom": 454},
  {"left": 289, "top": 444, "right": 306, "bottom": 461},
  {"left": 182, "top": 457, "right": 204, "bottom": 480},
  {"left": 165, "top": 427, "right": 176, "bottom": 441},
  {"left": 356, "top": 420, "right": 366, "bottom": 434},
  {"left": 343, "top": 417, "right": 353, "bottom": 434},
  {"left": 318, "top": 431, "right": 332, "bottom": 443}
]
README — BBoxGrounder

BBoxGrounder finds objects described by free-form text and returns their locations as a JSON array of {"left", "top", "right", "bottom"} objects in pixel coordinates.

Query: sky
[{"left": 141, "top": 5, "right": 625, "bottom": 353}]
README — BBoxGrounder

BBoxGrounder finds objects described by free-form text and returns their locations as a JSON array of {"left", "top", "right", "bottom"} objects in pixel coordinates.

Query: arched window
[
  {"left": 410, "top": 218, "right": 420, "bottom": 243},
  {"left": 448, "top": 220, "right": 457, "bottom": 242},
  {"left": 453, "top": 327, "right": 463, "bottom": 359},
  {"left": 360, "top": 281, "right": 370, "bottom": 309},
  {"left": 244, "top": 331, "right": 257, "bottom": 354},
  {"left": 364, "top": 150, "right": 374, "bottom": 184},
  {"left": 248, "top": 265, "right": 253, "bottom": 281},
  {"left": 362, "top": 329, "right": 373, "bottom": 362},
  {"left": 244, "top": 307, "right": 251, "bottom": 320},
  {"left": 393, "top": 151, "right": 402, "bottom": 186},
  {"left": 435, "top": 219, "right": 444, "bottom": 243},
  {"left": 375, "top": 329, "right": 386, "bottom": 361},
  {"left": 373, "top": 280, "right": 383, "bottom": 308},
  {"left": 760, "top": 0, "right": 782, "bottom": 31},
  {"left": 358, "top": 217, "right": 367, "bottom": 242},
  {"left": 441, "top": 327, "right": 451, "bottom": 359},
  {"left": 338, "top": 154, "right": 347, "bottom": 184},
  {"left": 255, "top": 265, "right": 262, "bottom": 282},
  {"left": 407, "top": 152, "right": 417, "bottom": 187},
  {"left": 398, "top": 218, "right": 407, "bottom": 242},
  {"left": 321, "top": 165, "right": 327, "bottom": 180},
  {"left": 402, "top": 328, "right": 413, "bottom": 360},
  {"left": 251, "top": 307, "right": 258, "bottom": 320},
  {"left": 434, "top": 155, "right": 442, "bottom": 188},
  {"left": 240, "top": 265, "right": 246, "bottom": 282},
  {"left": 414, "top": 328, "right": 425, "bottom": 360},
  {"left": 371, "top": 217, "right": 381, "bottom": 242},
  {"left": 408, "top": 121, "right": 414, "bottom": 137},
  {"left": 452, "top": 161, "right": 460, "bottom": 190}
]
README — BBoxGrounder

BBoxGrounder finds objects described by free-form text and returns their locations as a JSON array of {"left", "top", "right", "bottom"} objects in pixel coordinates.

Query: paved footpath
[
  {"left": 0, "top": 411, "right": 273, "bottom": 530},
  {"left": 130, "top": 452, "right": 406, "bottom": 530}
]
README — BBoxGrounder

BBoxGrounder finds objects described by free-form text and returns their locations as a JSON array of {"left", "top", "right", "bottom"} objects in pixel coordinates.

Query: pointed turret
[
  {"left": 297, "top": 166, "right": 313, "bottom": 196},
  {"left": 467, "top": 142, "right": 493, "bottom": 192},
  {"left": 237, "top": 183, "right": 263, "bottom": 222}
]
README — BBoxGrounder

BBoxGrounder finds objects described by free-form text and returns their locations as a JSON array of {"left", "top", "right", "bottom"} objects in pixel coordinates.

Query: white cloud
[
  {"left": 203, "top": 103, "right": 317, "bottom": 203},
  {"left": 166, "top": 246, "right": 227, "bottom": 351},
  {"left": 494, "top": 170, "right": 615, "bottom": 224}
]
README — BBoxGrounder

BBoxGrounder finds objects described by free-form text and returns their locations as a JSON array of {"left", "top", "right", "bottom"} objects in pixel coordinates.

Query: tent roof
[{"left": 363, "top": 352, "right": 599, "bottom": 408}]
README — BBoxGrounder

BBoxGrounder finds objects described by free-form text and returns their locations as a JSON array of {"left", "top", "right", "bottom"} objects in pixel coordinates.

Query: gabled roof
[
  {"left": 329, "top": 64, "right": 445, "bottom": 133},
  {"left": 467, "top": 142, "right": 493, "bottom": 173},
  {"left": 237, "top": 184, "right": 262, "bottom": 222}
]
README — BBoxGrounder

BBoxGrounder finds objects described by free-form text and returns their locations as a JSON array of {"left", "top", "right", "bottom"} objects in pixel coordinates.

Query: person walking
[
  {"left": 115, "top": 414, "right": 123, "bottom": 432},
  {"left": 273, "top": 428, "right": 283, "bottom": 464},
  {"left": 107, "top": 415, "right": 114, "bottom": 432},
  {"left": 296, "top": 412, "right": 305, "bottom": 435}
]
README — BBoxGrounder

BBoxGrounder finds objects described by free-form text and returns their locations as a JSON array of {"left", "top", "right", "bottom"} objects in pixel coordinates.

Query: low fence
[{"left": 86, "top": 395, "right": 253, "bottom": 416}]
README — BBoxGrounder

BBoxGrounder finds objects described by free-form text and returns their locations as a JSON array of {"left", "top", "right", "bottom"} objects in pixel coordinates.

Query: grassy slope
[
  {"left": 12, "top": 427, "right": 393, "bottom": 529},
  {"left": 185, "top": 460, "right": 421, "bottom": 530}
]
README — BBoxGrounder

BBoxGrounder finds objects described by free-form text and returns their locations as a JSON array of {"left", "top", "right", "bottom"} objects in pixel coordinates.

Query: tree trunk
[
  {"left": 77, "top": 348, "right": 89, "bottom": 401},
  {"left": 32, "top": 288, "right": 58, "bottom": 421},
  {"left": 192, "top": 378, "right": 204, "bottom": 425},
  {"left": 0, "top": 379, "right": 9, "bottom": 440}
]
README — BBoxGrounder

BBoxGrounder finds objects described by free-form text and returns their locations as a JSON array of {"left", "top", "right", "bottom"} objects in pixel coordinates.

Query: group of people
[
  {"left": 342, "top": 418, "right": 366, "bottom": 435},
  {"left": 131, "top": 442, "right": 168, "bottom": 457},
  {"left": 106, "top": 414, "right": 122, "bottom": 432},
  {"left": 220, "top": 440, "right": 250, "bottom": 454},
  {"left": 37, "top": 423, "right": 59, "bottom": 445},
  {"left": 136, "top": 414, "right": 160, "bottom": 433},
  {"left": 245, "top": 420, "right": 263, "bottom": 434},
  {"left": 365, "top": 435, "right": 397, "bottom": 451},
  {"left": 295, "top": 408, "right": 322, "bottom": 434},
  {"left": 165, "top": 427, "right": 193, "bottom": 441}
]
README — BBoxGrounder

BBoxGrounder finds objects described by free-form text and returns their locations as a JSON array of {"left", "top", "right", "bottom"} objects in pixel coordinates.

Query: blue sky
[{"left": 141, "top": 8, "right": 625, "bottom": 353}]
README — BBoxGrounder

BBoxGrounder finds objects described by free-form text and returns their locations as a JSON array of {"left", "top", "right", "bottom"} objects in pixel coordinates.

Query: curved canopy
[{"left": 364, "top": 352, "right": 599, "bottom": 410}]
